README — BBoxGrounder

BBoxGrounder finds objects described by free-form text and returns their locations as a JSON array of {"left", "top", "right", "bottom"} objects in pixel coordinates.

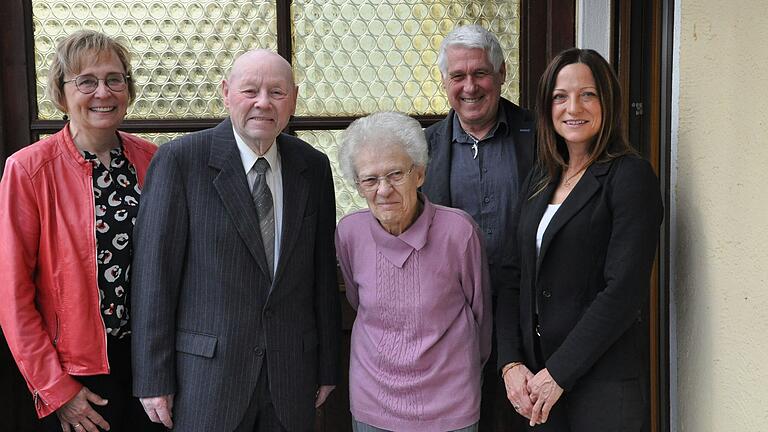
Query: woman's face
[
  {"left": 62, "top": 50, "right": 129, "bottom": 134},
  {"left": 353, "top": 144, "right": 425, "bottom": 235},
  {"left": 551, "top": 63, "right": 602, "bottom": 149}
]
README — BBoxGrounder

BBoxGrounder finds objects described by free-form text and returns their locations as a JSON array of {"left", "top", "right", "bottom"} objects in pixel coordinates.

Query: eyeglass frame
[
  {"left": 355, "top": 164, "right": 416, "bottom": 192},
  {"left": 62, "top": 73, "right": 131, "bottom": 94}
]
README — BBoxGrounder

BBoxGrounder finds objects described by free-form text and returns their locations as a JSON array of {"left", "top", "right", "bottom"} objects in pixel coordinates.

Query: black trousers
[
  {"left": 527, "top": 378, "right": 646, "bottom": 432},
  {"left": 39, "top": 335, "right": 164, "bottom": 432},
  {"left": 528, "top": 330, "right": 647, "bottom": 432},
  {"left": 234, "top": 362, "right": 289, "bottom": 432},
  {"left": 1, "top": 331, "right": 39, "bottom": 432}
]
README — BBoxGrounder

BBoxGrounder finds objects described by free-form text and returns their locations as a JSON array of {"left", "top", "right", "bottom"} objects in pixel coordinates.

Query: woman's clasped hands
[{"left": 503, "top": 365, "right": 564, "bottom": 427}]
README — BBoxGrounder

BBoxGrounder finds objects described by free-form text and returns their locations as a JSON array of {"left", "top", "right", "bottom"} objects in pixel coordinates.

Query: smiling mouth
[
  {"left": 90, "top": 107, "right": 116, "bottom": 112},
  {"left": 249, "top": 116, "right": 274, "bottom": 122},
  {"left": 564, "top": 120, "right": 588, "bottom": 125},
  {"left": 461, "top": 96, "right": 484, "bottom": 103}
]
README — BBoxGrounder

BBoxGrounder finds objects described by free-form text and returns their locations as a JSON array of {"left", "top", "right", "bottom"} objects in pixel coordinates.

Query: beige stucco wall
[{"left": 675, "top": 0, "right": 768, "bottom": 430}]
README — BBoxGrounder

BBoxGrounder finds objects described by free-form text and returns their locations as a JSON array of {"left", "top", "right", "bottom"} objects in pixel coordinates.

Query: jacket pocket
[
  {"left": 302, "top": 330, "right": 318, "bottom": 352},
  {"left": 52, "top": 313, "right": 60, "bottom": 346},
  {"left": 175, "top": 329, "right": 218, "bottom": 358}
]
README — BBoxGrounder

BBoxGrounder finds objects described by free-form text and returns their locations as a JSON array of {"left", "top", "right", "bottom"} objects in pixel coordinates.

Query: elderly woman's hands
[
  {"left": 502, "top": 363, "right": 535, "bottom": 419},
  {"left": 55, "top": 386, "right": 110, "bottom": 432},
  {"left": 526, "top": 368, "right": 564, "bottom": 426}
]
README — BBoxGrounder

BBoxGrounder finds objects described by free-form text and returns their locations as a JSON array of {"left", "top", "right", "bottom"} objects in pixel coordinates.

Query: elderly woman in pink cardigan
[{"left": 335, "top": 111, "right": 492, "bottom": 432}]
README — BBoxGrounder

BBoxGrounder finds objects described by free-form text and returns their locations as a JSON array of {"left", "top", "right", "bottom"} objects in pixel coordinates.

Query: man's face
[
  {"left": 222, "top": 51, "right": 297, "bottom": 151},
  {"left": 442, "top": 46, "right": 506, "bottom": 135}
]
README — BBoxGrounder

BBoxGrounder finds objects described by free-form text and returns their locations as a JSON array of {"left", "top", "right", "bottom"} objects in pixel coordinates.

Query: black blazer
[
  {"left": 422, "top": 98, "right": 536, "bottom": 292},
  {"left": 131, "top": 119, "right": 341, "bottom": 431},
  {"left": 497, "top": 154, "right": 663, "bottom": 390}
]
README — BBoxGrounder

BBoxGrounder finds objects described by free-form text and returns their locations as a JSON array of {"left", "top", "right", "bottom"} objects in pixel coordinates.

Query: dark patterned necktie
[{"left": 251, "top": 158, "right": 275, "bottom": 277}]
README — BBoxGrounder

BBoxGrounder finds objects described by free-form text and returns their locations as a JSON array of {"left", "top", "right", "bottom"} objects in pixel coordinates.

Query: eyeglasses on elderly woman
[
  {"left": 63, "top": 73, "right": 130, "bottom": 94},
  {"left": 355, "top": 164, "right": 415, "bottom": 192}
]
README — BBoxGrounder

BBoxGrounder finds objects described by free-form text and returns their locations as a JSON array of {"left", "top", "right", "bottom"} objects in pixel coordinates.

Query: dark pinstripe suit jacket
[{"left": 131, "top": 118, "right": 341, "bottom": 431}]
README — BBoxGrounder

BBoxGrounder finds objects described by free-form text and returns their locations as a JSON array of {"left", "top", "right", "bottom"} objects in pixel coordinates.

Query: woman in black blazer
[{"left": 496, "top": 48, "right": 663, "bottom": 431}]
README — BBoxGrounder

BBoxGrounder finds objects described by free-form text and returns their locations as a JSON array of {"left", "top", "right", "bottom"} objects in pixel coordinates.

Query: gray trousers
[{"left": 352, "top": 418, "right": 479, "bottom": 432}]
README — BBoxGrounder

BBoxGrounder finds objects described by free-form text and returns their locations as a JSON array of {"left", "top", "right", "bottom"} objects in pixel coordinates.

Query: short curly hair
[{"left": 338, "top": 112, "right": 429, "bottom": 185}]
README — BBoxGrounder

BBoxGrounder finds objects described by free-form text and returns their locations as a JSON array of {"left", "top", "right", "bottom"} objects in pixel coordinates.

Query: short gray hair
[
  {"left": 437, "top": 25, "right": 504, "bottom": 76},
  {"left": 338, "top": 111, "right": 429, "bottom": 185},
  {"left": 47, "top": 30, "right": 136, "bottom": 113}
]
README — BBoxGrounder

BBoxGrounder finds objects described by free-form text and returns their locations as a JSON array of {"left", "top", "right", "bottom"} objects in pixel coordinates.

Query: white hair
[
  {"left": 338, "top": 112, "right": 429, "bottom": 185},
  {"left": 437, "top": 24, "right": 505, "bottom": 76}
]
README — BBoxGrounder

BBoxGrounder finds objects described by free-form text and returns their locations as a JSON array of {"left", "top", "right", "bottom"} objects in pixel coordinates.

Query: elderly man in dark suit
[
  {"left": 131, "top": 49, "right": 340, "bottom": 432},
  {"left": 421, "top": 25, "right": 535, "bottom": 431}
]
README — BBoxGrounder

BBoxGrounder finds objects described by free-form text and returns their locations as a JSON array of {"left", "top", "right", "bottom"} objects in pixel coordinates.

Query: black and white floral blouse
[{"left": 83, "top": 146, "right": 141, "bottom": 339}]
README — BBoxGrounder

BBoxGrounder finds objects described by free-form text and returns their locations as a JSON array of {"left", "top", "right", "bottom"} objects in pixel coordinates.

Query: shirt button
[
  {"left": 483, "top": 168, "right": 488, "bottom": 173},
  {"left": 254, "top": 347, "right": 264, "bottom": 356},
  {"left": 542, "top": 290, "right": 551, "bottom": 298},
  {"left": 484, "top": 197, "right": 490, "bottom": 203}
]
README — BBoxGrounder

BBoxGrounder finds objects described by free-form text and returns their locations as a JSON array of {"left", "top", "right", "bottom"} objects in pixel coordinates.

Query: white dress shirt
[
  {"left": 233, "top": 128, "right": 283, "bottom": 276},
  {"left": 536, "top": 203, "right": 561, "bottom": 256}
]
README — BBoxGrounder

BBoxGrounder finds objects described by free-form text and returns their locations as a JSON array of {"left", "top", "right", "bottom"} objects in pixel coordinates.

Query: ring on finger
[
  {"left": 73, "top": 425, "right": 82, "bottom": 429},
  {"left": 513, "top": 404, "right": 520, "bottom": 410}
]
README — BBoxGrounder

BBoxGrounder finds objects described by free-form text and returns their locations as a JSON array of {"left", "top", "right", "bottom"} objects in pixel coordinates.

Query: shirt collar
[
  {"left": 451, "top": 101, "right": 509, "bottom": 144},
  {"left": 233, "top": 126, "right": 279, "bottom": 174},
  {"left": 368, "top": 193, "right": 436, "bottom": 268}
]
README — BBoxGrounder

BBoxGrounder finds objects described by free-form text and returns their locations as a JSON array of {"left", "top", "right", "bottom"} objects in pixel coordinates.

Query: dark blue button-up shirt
[{"left": 449, "top": 104, "right": 519, "bottom": 294}]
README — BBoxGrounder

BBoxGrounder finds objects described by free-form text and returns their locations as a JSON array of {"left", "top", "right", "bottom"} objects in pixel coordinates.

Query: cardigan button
[
  {"left": 254, "top": 346, "right": 264, "bottom": 356},
  {"left": 542, "top": 290, "right": 551, "bottom": 298}
]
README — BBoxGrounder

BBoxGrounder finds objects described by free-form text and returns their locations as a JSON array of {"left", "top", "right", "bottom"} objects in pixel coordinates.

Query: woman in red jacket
[{"left": 0, "top": 30, "right": 162, "bottom": 432}]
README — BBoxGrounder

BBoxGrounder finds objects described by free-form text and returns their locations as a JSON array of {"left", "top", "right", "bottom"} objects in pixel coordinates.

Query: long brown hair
[{"left": 532, "top": 48, "right": 635, "bottom": 197}]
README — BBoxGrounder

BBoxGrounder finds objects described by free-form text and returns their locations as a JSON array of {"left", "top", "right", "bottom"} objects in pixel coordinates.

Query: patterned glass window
[
  {"left": 296, "top": 130, "right": 367, "bottom": 220},
  {"left": 32, "top": 0, "right": 520, "bottom": 218},
  {"left": 292, "top": 1, "right": 520, "bottom": 116},
  {"left": 33, "top": 0, "right": 277, "bottom": 120},
  {"left": 135, "top": 132, "right": 186, "bottom": 146}
]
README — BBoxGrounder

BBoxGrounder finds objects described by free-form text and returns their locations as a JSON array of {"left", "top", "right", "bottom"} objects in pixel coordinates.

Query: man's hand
[
  {"left": 502, "top": 363, "right": 535, "bottom": 419},
  {"left": 314, "top": 385, "right": 335, "bottom": 408},
  {"left": 140, "top": 394, "right": 175, "bottom": 429},
  {"left": 55, "top": 386, "right": 110, "bottom": 432},
  {"left": 527, "top": 368, "right": 564, "bottom": 426}
]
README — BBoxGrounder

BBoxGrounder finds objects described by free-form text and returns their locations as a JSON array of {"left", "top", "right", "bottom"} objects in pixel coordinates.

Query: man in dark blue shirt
[{"left": 422, "top": 24, "right": 535, "bottom": 431}]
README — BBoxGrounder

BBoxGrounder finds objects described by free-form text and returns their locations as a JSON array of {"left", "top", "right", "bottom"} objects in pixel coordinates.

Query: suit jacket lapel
[
  {"left": 273, "top": 135, "right": 309, "bottom": 285},
  {"left": 208, "top": 119, "right": 271, "bottom": 278},
  {"left": 536, "top": 163, "right": 610, "bottom": 278}
]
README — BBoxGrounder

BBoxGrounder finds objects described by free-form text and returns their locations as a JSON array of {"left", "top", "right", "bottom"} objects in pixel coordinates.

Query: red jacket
[{"left": 0, "top": 125, "right": 156, "bottom": 417}]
